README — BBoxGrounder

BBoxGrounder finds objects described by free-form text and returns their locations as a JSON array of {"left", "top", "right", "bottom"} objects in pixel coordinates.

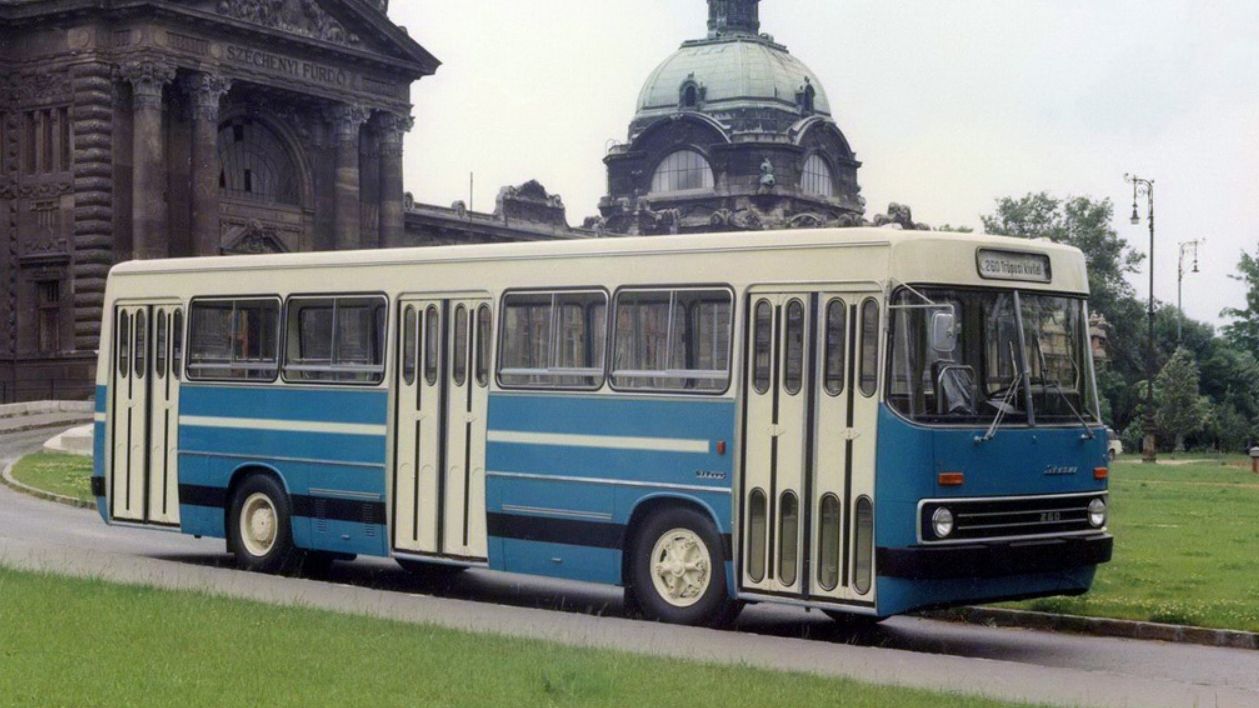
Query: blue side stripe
[
  {"left": 488, "top": 393, "right": 734, "bottom": 440},
  {"left": 180, "top": 426, "right": 386, "bottom": 466},
  {"left": 180, "top": 385, "right": 388, "bottom": 425}
]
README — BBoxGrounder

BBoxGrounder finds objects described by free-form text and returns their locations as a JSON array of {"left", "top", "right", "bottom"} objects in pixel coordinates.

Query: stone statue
[
  {"left": 758, "top": 158, "right": 776, "bottom": 190},
  {"left": 872, "top": 202, "right": 930, "bottom": 231}
]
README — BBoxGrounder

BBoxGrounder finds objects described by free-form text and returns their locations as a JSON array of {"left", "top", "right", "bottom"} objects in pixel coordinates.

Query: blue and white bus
[{"left": 92, "top": 228, "right": 1112, "bottom": 626}]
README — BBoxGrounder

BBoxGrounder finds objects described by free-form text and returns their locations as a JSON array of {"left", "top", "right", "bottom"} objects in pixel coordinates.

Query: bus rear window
[{"left": 187, "top": 298, "right": 280, "bottom": 381}]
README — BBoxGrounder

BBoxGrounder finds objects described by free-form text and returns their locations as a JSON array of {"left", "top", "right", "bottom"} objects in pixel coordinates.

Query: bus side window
[
  {"left": 452, "top": 304, "right": 468, "bottom": 386},
  {"left": 134, "top": 309, "right": 147, "bottom": 380},
  {"left": 155, "top": 310, "right": 167, "bottom": 379},
  {"left": 424, "top": 305, "right": 439, "bottom": 385},
  {"left": 172, "top": 309, "right": 184, "bottom": 381},
  {"left": 783, "top": 299, "right": 804, "bottom": 395},
  {"left": 402, "top": 305, "right": 417, "bottom": 386},
  {"left": 753, "top": 300, "right": 771, "bottom": 394},
  {"left": 475, "top": 304, "right": 491, "bottom": 388},
  {"left": 824, "top": 299, "right": 846, "bottom": 396},
  {"left": 117, "top": 312, "right": 130, "bottom": 378},
  {"left": 859, "top": 298, "right": 879, "bottom": 397}
]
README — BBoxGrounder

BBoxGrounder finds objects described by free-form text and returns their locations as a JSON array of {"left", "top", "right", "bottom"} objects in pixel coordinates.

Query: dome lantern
[{"left": 708, "top": 0, "right": 760, "bottom": 39}]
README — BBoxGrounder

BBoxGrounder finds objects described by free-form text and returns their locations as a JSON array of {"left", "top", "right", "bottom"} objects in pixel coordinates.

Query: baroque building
[
  {"left": 0, "top": 0, "right": 446, "bottom": 402},
  {"left": 594, "top": 0, "right": 864, "bottom": 235}
]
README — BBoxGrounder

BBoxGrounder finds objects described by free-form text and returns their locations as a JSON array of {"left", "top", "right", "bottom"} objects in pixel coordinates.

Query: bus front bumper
[{"left": 876, "top": 533, "right": 1113, "bottom": 580}]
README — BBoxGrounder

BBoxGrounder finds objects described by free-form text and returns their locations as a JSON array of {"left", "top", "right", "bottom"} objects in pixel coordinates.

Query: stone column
[
  {"left": 328, "top": 104, "right": 370, "bottom": 251},
  {"left": 70, "top": 61, "right": 116, "bottom": 352},
  {"left": 185, "top": 73, "right": 231, "bottom": 257},
  {"left": 376, "top": 112, "right": 413, "bottom": 248},
  {"left": 120, "top": 60, "right": 176, "bottom": 261}
]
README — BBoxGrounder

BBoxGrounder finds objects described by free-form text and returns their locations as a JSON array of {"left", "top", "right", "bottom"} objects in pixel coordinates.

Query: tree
[
  {"left": 1221, "top": 248, "right": 1259, "bottom": 353},
  {"left": 1154, "top": 348, "right": 1210, "bottom": 451}
]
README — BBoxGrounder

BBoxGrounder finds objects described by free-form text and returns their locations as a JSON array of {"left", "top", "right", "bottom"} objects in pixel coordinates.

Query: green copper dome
[{"left": 635, "top": 36, "right": 831, "bottom": 120}]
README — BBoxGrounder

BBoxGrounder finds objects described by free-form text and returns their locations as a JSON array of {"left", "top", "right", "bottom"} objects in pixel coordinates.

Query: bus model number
[
  {"left": 1043, "top": 465, "right": 1078, "bottom": 476},
  {"left": 695, "top": 470, "right": 727, "bottom": 481}
]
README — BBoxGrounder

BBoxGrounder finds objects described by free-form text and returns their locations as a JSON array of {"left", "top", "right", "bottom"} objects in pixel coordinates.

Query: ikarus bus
[{"left": 92, "top": 228, "right": 1112, "bottom": 626}]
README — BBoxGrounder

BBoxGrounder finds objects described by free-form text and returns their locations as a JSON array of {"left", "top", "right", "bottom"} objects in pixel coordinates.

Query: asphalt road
[{"left": 2, "top": 430, "right": 1258, "bottom": 707}]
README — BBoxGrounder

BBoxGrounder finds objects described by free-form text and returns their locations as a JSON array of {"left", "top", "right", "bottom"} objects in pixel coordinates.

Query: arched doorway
[{"left": 217, "top": 115, "right": 311, "bottom": 254}]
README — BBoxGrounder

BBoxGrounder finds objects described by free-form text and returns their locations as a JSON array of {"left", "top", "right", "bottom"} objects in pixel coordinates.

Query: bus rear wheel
[
  {"left": 228, "top": 475, "right": 302, "bottom": 575},
  {"left": 629, "top": 507, "right": 740, "bottom": 627}
]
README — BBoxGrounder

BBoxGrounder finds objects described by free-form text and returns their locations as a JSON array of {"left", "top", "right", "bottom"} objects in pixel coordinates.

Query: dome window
[
  {"left": 802, "top": 154, "right": 835, "bottom": 198},
  {"left": 652, "top": 150, "right": 714, "bottom": 193},
  {"left": 679, "top": 75, "right": 705, "bottom": 110}
]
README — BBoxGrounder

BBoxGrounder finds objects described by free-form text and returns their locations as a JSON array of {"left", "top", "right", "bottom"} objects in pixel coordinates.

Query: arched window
[
  {"left": 651, "top": 150, "right": 714, "bottom": 193},
  {"left": 218, "top": 118, "right": 301, "bottom": 205},
  {"left": 802, "top": 154, "right": 835, "bottom": 198},
  {"left": 683, "top": 84, "right": 699, "bottom": 108}
]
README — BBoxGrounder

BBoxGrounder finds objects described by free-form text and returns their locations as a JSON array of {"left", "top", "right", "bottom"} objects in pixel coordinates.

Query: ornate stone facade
[
  {"left": 0, "top": 0, "right": 438, "bottom": 401},
  {"left": 597, "top": 0, "right": 865, "bottom": 236}
]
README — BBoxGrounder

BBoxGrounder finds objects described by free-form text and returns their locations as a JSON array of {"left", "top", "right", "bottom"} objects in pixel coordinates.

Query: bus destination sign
[{"left": 976, "top": 249, "right": 1052, "bottom": 283}]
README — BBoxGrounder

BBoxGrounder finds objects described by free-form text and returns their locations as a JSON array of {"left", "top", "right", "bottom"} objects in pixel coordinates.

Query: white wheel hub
[
  {"left": 649, "top": 527, "right": 711, "bottom": 608},
  {"left": 239, "top": 492, "right": 278, "bottom": 557}
]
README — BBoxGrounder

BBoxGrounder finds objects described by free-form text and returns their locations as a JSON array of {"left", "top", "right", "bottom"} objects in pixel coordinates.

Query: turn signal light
[
  {"left": 938, "top": 472, "right": 965, "bottom": 487},
  {"left": 1094, "top": 467, "right": 1109, "bottom": 480}
]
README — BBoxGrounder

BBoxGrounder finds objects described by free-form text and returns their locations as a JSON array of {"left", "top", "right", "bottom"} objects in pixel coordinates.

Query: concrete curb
[
  {"left": 929, "top": 606, "right": 1259, "bottom": 651},
  {"left": 0, "top": 414, "right": 92, "bottom": 436},
  {"left": 0, "top": 458, "right": 95, "bottom": 510}
]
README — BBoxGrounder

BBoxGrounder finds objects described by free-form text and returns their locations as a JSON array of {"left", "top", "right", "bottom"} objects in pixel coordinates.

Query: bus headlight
[
  {"left": 931, "top": 507, "right": 954, "bottom": 539},
  {"left": 1088, "top": 498, "right": 1107, "bottom": 528}
]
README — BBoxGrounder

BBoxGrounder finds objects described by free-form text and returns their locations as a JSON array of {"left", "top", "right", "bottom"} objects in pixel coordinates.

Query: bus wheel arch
[
  {"left": 225, "top": 464, "right": 302, "bottom": 575},
  {"left": 622, "top": 495, "right": 740, "bottom": 627}
]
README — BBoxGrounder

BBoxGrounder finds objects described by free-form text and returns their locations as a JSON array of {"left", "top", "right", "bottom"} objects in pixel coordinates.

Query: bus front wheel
[
  {"left": 228, "top": 475, "right": 302, "bottom": 575},
  {"left": 629, "top": 507, "right": 740, "bottom": 627}
]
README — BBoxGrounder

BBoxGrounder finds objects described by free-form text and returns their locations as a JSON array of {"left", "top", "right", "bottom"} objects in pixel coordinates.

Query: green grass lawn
[
  {"left": 1007, "top": 454, "right": 1259, "bottom": 632},
  {"left": 9, "top": 452, "right": 93, "bottom": 503},
  {"left": 0, "top": 567, "right": 1022, "bottom": 707}
]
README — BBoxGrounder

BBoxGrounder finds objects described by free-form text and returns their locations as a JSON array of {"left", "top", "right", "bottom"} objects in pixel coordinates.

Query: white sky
[{"left": 392, "top": 1, "right": 1259, "bottom": 327}]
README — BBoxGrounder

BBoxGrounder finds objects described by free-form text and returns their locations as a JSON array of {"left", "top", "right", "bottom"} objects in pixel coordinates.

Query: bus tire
[
  {"left": 630, "top": 507, "right": 738, "bottom": 627},
  {"left": 227, "top": 475, "right": 302, "bottom": 575}
]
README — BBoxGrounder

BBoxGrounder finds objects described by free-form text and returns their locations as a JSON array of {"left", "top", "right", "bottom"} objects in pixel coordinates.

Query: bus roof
[{"left": 108, "top": 227, "right": 1089, "bottom": 295}]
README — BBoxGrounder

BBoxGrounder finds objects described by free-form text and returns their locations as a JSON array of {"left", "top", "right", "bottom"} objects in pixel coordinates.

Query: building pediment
[{"left": 193, "top": 0, "right": 438, "bottom": 75}]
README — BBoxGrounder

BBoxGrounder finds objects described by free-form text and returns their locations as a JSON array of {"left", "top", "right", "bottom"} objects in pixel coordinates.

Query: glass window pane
[
  {"left": 747, "top": 489, "right": 767, "bottom": 583},
  {"left": 803, "top": 154, "right": 835, "bottom": 197},
  {"left": 424, "top": 306, "right": 440, "bottom": 386},
  {"left": 134, "top": 310, "right": 146, "bottom": 380},
  {"left": 499, "top": 291, "right": 606, "bottom": 389},
  {"left": 859, "top": 299, "right": 879, "bottom": 397},
  {"left": 188, "top": 301, "right": 232, "bottom": 377},
  {"left": 172, "top": 309, "right": 184, "bottom": 381},
  {"left": 818, "top": 495, "right": 841, "bottom": 591},
  {"left": 612, "top": 288, "right": 730, "bottom": 392},
  {"left": 824, "top": 300, "right": 846, "bottom": 396},
  {"left": 778, "top": 492, "right": 799, "bottom": 586},
  {"left": 854, "top": 496, "right": 874, "bottom": 595},
  {"left": 783, "top": 299, "right": 804, "bottom": 396},
  {"left": 476, "top": 304, "right": 491, "bottom": 387},
  {"left": 651, "top": 150, "right": 714, "bottom": 193},
  {"left": 499, "top": 292, "right": 553, "bottom": 387},
  {"left": 155, "top": 310, "right": 167, "bottom": 379},
  {"left": 188, "top": 299, "right": 278, "bottom": 381},
  {"left": 753, "top": 300, "right": 772, "bottom": 394},
  {"left": 117, "top": 312, "right": 130, "bottom": 379},
  {"left": 403, "top": 306, "right": 417, "bottom": 386},
  {"left": 452, "top": 304, "right": 468, "bottom": 386}
]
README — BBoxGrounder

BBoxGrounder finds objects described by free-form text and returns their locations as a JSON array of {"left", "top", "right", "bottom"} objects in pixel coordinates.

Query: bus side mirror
[{"left": 930, "top": 310, "right": 957, "bottom": 353}]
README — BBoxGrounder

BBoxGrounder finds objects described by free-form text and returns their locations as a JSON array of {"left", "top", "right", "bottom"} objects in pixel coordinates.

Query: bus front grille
[{"left": 919, "top": 493, "right": 1106, "bottom": 544}]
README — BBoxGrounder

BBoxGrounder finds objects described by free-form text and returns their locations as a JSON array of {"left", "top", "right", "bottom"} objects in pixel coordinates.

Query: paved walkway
[{"left": 3, "top": 432, "right": 1259, "bottom": 707}]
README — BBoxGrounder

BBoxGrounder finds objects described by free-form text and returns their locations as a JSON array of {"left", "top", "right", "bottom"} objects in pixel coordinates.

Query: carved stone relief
[{"left": 216, "top": 0, "right": 362, "bottom": 47}]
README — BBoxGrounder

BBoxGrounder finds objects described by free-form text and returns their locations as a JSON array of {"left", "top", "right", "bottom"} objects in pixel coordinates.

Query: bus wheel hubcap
[
  {"left": 650, "top": 528, "right": 710, "bottom": 608},
  {"left": 240, "top": 492, "right": 278, "bottom": 557}
]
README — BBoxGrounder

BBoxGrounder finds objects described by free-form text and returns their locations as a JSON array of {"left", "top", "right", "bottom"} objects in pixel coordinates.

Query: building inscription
[{"left": 226, "top": 45, "right": 353, "bottom": 89}]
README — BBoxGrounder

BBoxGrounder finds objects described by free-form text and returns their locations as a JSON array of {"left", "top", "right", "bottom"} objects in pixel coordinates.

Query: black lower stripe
[
  {"left": 178, "top": 484, "right": 228, "bottom": 509},
  {"left": 176, "top": 485, "right": 387, "bottom": 526},
  {"left": 90, "top": 476, "right": 105, "bottom": 498},
  {"left": 292, "top": 495, "right": 387, "bottom": 526},
  {"left": 487, "top": 513, "right": 736, "bottom": 561}
]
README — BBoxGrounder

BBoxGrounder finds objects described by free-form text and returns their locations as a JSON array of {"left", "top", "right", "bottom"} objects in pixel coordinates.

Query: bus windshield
[{"left": 887, "top": 286, "right": 1099, "bottom": 426}]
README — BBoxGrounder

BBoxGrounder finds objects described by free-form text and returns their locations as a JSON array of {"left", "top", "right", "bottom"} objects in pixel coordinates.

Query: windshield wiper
[
  {"left": 1033, "top": 334, "right": 1095, "bottom": 440},
  {"left": 977, "top": 371, "right": 1022, "bottom": 443}
]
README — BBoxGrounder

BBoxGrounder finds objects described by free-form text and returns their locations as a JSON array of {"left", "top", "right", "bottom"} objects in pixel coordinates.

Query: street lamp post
[
  {"left": 1126, "top": 173, "right": 1157, "bottom": 464},
  {"left": 1176, "top": 239, "right": 1202, "bottom": 343}
]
